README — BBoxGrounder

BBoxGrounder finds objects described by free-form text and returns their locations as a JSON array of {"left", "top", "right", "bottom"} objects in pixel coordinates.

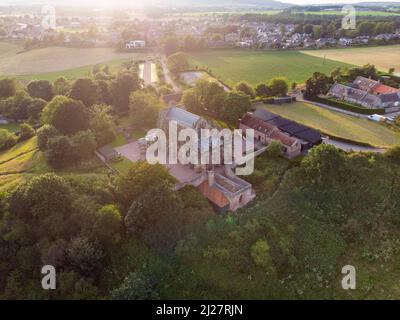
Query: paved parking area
[
  {"left": 115, "top": 142, "right": 202, "bottom": 183},
  {"left": 115, "top": 141, "right": 142, "bottom": 162}
]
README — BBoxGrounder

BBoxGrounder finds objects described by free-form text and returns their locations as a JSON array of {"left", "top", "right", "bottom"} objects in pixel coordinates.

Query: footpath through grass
[{"left": 262, "top": 102, "right": 400, "bottom": 147}]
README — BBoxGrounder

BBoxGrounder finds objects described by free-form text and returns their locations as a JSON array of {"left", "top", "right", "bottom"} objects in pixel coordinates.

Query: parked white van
[{"left": 367, "top": 114, "right": 386, "bottom": 122}]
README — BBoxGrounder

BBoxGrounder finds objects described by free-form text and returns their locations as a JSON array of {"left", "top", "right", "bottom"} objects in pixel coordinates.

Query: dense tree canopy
[
  {"left": 111, "top": 72, "right": 141, "bottom": 113},
  {"left": 69, "top": 78, "right": 98, "bottom": 107},
  {"left": 42, "top": 96, "right": 90, "bottom": 135},
  {"left": 27, "top": 80, "right": 54, "bottom": 101}
]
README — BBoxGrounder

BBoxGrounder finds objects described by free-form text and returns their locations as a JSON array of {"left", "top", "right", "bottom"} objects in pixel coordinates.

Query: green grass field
[
  {"left": 302, "top": 45, "right": 400, "bottom": 74},
  {"left": 188, "top": 50, "right": 355, "bottom": 85},
  {"left": 0, "top": 122, "right": 20, "bottom": 133},
  {"left": 0, "top": 136, "right": 110, "bottom": 192},
  {"left": 262, "top": 102, "right": 400, "bottom": 147},
  {"left": 3, "top": 58, "right": 131, "bottom": 82},
  {"left": 0, "top": 42, "right": 149, "bottom": 81}
]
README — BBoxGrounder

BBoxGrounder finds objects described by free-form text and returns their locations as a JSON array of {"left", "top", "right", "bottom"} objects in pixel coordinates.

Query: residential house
[
  {"left": 126, "top": 40, "right": 146, "bottom": 49},
  {"left": 329, "top": 76, "right": 400, "bottom": 111},
  {"left": 239, "top": 112, "right": 302, "bottom": 158}
]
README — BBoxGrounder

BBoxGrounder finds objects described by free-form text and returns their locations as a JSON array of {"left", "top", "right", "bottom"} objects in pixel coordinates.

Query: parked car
[{"left": 367, "top": 114, "right": 386, "bottom": 122}]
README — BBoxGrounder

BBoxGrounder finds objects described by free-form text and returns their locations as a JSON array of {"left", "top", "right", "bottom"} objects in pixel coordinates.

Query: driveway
[
  {"left": 161, "top": 55, "right": 180, "bottom": 93},
  {"left": 324, "top": 139, "right": 386, "bottom": 153}
]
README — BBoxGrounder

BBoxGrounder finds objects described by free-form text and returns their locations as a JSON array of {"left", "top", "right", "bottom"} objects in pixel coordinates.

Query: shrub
[
  {"left": 18, "top": 123, "right": 35, "bottom": 142},
  {"left": 37, "top": 124, "right": 59, "bottom": 151},
  {"left": 314, "top": 96, "right": 385, "bottom": 115},
  {"left": 0, "top": 129, "right": 17, "bottom": 150}
]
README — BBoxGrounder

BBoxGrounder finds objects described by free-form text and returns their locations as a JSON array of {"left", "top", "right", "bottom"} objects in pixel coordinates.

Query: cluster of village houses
[
  {"left": 2, "top": 12, "right": 400, "bottom": 50},
  {"left": 329, "top": 76, "right": 400, "bottom": 112}
]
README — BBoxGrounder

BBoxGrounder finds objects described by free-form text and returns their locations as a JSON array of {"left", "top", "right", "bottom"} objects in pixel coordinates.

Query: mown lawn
[
  {"left": 0, "top": 122, "right": 20, "bottom": 133},
  {"left": 0, "top": 136, "right": 109, "bottom": 192},
  {"left": 110, "top": 157, "right": 134, "bottom": 173},
  {"left": 262, "top": 102, "right": 400, "bottom": 147},
  {"left": 0, "top": 137, "right": 38, "bottom": 164},
  {"left": 188, "top": 49, "right": 355, "bottom": 85}
]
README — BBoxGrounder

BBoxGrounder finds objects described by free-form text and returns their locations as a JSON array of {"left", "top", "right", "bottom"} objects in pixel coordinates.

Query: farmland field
[
  {"left": 188, "top": 50, "right": 355, "bottom": 86},
  {"left": 294, "top": 10, "right": 400, "bottom": 16},
  {"left": 0, "top": 42, "right": 148, "bottom": 80},
  {"left": 262, "top": 102, "right": 400, "bottom": 147},
  {"left": 301, "top": 45, "right": 400, "bottom": 74}
]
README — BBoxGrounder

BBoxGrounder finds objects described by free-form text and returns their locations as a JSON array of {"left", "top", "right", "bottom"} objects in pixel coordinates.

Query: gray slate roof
[{"left": 166, "top": 106, "right": 201, "bottom": 129}]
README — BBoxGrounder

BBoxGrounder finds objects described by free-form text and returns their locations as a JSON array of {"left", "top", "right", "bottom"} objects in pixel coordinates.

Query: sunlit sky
[{"left": 3, "top": 0, "right": 400, "bottom": 6}]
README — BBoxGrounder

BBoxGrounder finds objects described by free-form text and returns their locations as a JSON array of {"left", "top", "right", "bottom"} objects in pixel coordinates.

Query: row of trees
[
  {"left": 235, "top": 78, "right": 291, "bottom": 99},
  {"left": 0, "top": 65, "right": 142, "bottom": 124},
  {"left": 294, "top": 20, "right": 396, "bottom": 39}
]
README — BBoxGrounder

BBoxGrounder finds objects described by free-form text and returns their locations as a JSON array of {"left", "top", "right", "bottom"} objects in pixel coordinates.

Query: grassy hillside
[
  {"left": 0, "top": 42, "right": 149, "bottom": 81},
  {"left": 1, "top": 58, "right": 131, "bottom": 82},
  {"left": 262, "top": 102, "right": 400, "bottom": 147},
  {"left": 301, "top": 45, "right": 400, "bottom": 74},
  {"left": 188, "top": 49, "right": 355, "bottom": 85},
  {"left": 0, "top": 136, "right": 109, "bottom": 192}
]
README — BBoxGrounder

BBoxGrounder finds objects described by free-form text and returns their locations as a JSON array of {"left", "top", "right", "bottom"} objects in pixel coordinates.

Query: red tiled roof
[
  {"left": 373, "top": 83, "right": 400, "bottom": 95},
  {"left": 240, "top": 113, "right": 276, "bottom": 135},
  {"left": 240, "top": 113, "right": 298, "bottom": 147}
]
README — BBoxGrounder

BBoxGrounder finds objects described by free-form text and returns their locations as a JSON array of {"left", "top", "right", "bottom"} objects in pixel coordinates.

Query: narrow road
[
  {"left": 324, "top": 139, "right": 386, "bottom": 153},
  {"left": 160, "top": 55, "right": 180, "bottom": 93}
]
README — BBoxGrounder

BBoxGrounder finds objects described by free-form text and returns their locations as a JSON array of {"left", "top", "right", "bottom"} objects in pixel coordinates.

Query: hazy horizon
[{"left": 1, "top": 0, "right": 400, "bottom": 7}]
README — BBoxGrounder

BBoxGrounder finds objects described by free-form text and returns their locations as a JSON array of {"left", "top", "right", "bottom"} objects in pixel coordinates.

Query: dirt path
[{"left": 161, "top": 55, "right": 181, "bottom": 93}]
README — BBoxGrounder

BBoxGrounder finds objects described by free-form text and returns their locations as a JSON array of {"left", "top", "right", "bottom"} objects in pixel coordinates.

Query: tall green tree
[
  {"left": 0, "top": 79, "right": 16, "bottom": 98},
  {"left": 42, "top": 96, "right": 89, "bottom": 135},
  {"left": 129, "top": 91, "right": 162, "bottom": 128},
  {"left": 27, "top": 80, "right": 54, "bottom": 101},
  {"left": 69, "top": 78, "right": 98, "bottom": 107},
  {"left": 111, "top": 72, "right": 141, "bottom": 113},
  {"left": 235, "top": 81, "right": 255, "bottom": 99},
  {"left": 269, "top": 77, "right": 289, "bottom": 97}
]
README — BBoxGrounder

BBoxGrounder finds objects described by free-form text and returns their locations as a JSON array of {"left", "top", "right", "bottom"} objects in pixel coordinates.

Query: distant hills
[
  {"left": 2, "top": 0, "right": 400, "bottom": 10},
  {"left": 0, "top": 0, "right": 290, "bottom": 9}
]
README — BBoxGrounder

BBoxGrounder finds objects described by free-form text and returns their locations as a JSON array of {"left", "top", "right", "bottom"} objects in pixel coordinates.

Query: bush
[
  {"left": 37, "top": 124, "right": 59, "bottom": 151},
  {"left": 314, "top": 96, "right": 385, "bottom": 115},
  {"left": 18, "top": 123, "right": 35, "bottom": 142},
  {"left": 46, "top": 135, "right": 77, "bottom": 168},
  {"left": 235, "top": 81, "right": 255, "bottom": 99},
  {"left": 0, "top": 129, "right": 17, "bottom": 150},
  {"left": 0, "top": 78, "right": 16, "bottom": 98}
]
